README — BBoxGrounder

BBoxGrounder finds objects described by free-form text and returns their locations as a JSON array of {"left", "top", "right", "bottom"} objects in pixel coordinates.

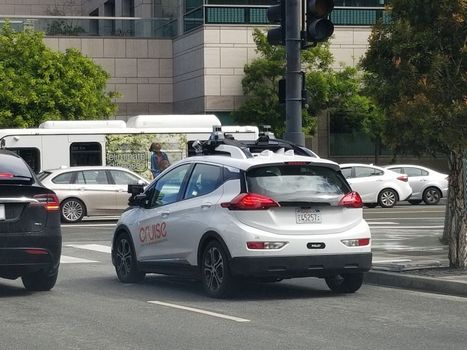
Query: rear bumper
[
  {"left": 229, "top": 253, "right": 372, "bottom": 278},
  {"left": 0, "top": 230, "right": 61, "bottom": 279}
]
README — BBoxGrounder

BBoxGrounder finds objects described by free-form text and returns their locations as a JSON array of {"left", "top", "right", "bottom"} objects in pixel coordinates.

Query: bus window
[
  {"left": 7, "top": 147, "right": 41, "bottom": 173},
  {"left": 70, "top": 142, "right": 102, "bottom": 166}
]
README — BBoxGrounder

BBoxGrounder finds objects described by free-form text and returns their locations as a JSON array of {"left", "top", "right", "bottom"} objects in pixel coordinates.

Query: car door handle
[
  {"left": 161, "top": 211, "right": 170, "bottom": 218},
  {"left": 201, "top": 202, "right": 212, "bottom": 209}
]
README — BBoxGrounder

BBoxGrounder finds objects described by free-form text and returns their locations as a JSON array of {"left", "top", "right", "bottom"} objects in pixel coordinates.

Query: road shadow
[{"left": 0, "top": 281, "right": 32, "bottom": 298}]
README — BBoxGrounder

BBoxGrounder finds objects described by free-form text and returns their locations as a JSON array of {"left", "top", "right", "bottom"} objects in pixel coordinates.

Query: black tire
[
  {"left": 201, "top": 240, "right": 235, "bottom": 298},
  {"left": 325, "top": 273, "right": 364, "bottom": 294},
  {"left": 60, "top": 198, "right": 86, "bottom": 223},
  {"left": 22, "top": 269, "right": 58, "bottom": 291},
  {"left": 113, "top": 232, "right": 145, "bottom": 283},
  {"left": 423, "top": 187, "right": 442, "bottom": 205},
  {"left": 408, "top": 199, "right": 422, "bottom": 205},
  {"left": 365, "top": 203, "right": 378, "bottom": 208},
  {"left": 378, "top": 188, "right": 397, "bottom": 208}
]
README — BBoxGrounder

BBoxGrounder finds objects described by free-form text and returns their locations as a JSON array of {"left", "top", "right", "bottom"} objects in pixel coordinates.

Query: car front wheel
[
  {"left": 423, "top": 187, "right": 441, "bottom": 205},
  {"left": 325, "top": 273, "right": 364, "bottom": 293},
  {"left": 61, "top": 198, "right": 85, "bottom": 223},
  {"left": 22, "top": 269, "right": 58, "bottom": 291},
  {"left": 201, "top": 241, "right": 235, "bottom": 298},
  {"left": 114, "top": 233, "right": 145, "bottom": 283},
  {"left": 378, "top": 188, "right": 397, "bottom": 208}
]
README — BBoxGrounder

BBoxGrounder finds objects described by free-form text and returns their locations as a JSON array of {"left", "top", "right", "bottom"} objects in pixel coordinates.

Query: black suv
[{"left": 0, "top": 150, "right": 61, "bottom": 291}]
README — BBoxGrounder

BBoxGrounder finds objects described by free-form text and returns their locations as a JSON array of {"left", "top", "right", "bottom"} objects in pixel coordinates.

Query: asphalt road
[{"left": 2, "top": 203, "right": 465, "bottom": 350}]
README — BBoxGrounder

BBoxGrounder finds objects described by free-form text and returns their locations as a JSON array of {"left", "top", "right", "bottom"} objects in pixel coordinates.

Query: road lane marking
[
  {"left": 372, "top": 259, "right": 412, "bottom": 263},
  {"left": 367, "top": 222, "right": 398, "bottom": 225},
  {"left": 367, "top": 217, "right": 444, "bottom": 220},
  {"left": 66, "top": 244, "right": 111, "bottom": 254},
  {"left": 369, "top": 226, "right": 444, "bottom": 229},
  {"left": 62, "top": 223, "right": 116, "bottom": 228},
  {"left": 148, "top": 301, "right": 250, "bottom": 323},
  {"left": 61, "top": 255, "right": 98, "bottom": 264}
]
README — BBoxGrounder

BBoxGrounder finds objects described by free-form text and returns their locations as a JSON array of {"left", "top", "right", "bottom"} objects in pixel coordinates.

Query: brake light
[
  {"left": 24, "top": 248, "right": 49, "bottom": 255},
  {"left": 397, "top": 175, "right": 408, "bottom": 182},
  {"left": 341, "top": 238, "right": 370, "bottom": 247},
  {"left": 338, "top": 192, "right": 363, "bottom": 208},
  {"left": 33, "top": 194, "right": 60, "bottom": 211},
  {"left": 0, "top": 172, "right": 14, "bottom": 178},
  {"left": 285, "top": 162, "right": 309, "bottom": 165},
  {"left": 221, "top": 193, "right": 279, "bottom": 210},
  {"left": 247, "top": 241, "right": 288, "bottom": 250}
]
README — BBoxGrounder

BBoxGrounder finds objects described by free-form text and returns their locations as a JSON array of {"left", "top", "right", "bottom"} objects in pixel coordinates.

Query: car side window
[
  {"left": 52, "top": 172, "right": 74, "bottom": 184},
  {"left": 75, "top": 172, "right": 86, "bottom": 184},
  {"left": 82, "top": 170, "right": 109, "bottom": 185},
  {"left": 341, "top": 167, "right": 352, "bottom": 179},
  {"left": 184, "top": 164, "right": 223, "bottom": 199},
  {"left": 389, "top": 167, "right": 403, "bottom": 174},
  {"left": 149, "top": 164, "right": 191, "bottom": 208},
  {"left": 354, "top": 167, "right": 374, "bottom": 178},
  {"left": 110, "top": 170, "right": 141, "bottom": 185},
  {"left": 404, "top": 167, "right": 424, "bottom": 177}
]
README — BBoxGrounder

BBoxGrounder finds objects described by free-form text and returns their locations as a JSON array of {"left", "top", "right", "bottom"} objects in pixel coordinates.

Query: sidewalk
[{"left": 366, "top": 248, "right": 467, "bottom": 297}]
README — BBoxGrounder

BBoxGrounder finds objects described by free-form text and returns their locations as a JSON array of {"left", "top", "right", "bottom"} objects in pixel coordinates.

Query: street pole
[{"left": 284, "top": 0, "right": 305, "bottom": 146}]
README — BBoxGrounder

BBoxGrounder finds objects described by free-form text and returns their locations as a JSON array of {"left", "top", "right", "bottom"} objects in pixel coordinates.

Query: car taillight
[
  {"left": 33, "top": 194, "right": 60, "bottom": 211},
  {"left": 341, "top": 238, "right": 370, "bottom": 247},
  {"left": 247, "top": 241, "right": 288, "bottom": 250},
  {"left": 338, "top": 192, "right": 363, "bottom": 208},
  {"left": 0, "top": 172, "right": 14, "bottom": 178},
  {"left": 221, "top": 193, "right": 279, "bottom": 210},
  {"left": 397, "top": 175, "right": 408, "bottom": 182}
]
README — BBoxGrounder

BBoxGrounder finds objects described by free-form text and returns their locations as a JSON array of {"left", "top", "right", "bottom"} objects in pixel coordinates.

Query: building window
[{"left": 70, "top": 142, "right": 102, "bottom": 166}]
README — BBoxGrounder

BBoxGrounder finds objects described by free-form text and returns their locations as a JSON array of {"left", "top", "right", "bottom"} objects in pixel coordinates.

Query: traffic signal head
[
  {"left": 306, "top": 0, "right": 334, "bottom": 43},
  {"left": 267, "top": 0, "right": 286, "bottom": 46}
]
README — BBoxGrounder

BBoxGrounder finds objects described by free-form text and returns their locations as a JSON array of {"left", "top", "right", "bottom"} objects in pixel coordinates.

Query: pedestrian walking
[{"left": 149, "top": 142, "right": 169, "bottom": 178}]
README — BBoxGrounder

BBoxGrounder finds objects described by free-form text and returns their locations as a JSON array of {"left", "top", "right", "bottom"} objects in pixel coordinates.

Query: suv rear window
[
  {"left": 247, "top": 165, "right": 349, "bottom": 204},
  {"left": 0, "top": 152, "right": 34, "bottom": 183}
]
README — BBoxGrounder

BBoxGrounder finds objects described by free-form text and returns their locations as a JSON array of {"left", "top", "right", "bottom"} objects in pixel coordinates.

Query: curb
[{"left": 364, "top": 270, "right": 467, "bottom": 298}]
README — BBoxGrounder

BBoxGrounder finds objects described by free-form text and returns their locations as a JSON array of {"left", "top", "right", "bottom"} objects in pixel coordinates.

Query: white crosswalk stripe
[
  {"left": 61, "top": 255, "right": 99, "bottom": 264},
  {"left": 66, "top": 244, "right": 111, "bottom": 254}
]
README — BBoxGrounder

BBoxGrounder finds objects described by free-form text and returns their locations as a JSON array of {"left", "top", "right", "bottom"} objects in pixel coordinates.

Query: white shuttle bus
[{"left": 0, "top": 115, "right": 258, "bottom": 179}]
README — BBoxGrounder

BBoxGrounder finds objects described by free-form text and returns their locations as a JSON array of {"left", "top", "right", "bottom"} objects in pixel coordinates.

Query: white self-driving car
[{"left": 111, "top": 139, "right": 372, "bottom": 298}]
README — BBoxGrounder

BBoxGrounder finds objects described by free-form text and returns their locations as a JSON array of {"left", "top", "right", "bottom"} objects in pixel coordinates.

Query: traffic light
[
  {"left": 306, "top": 0, "right": 334, "bottom": 43},
  {"left": 267, "top": 0, "right": 286, "bottom": 46}
]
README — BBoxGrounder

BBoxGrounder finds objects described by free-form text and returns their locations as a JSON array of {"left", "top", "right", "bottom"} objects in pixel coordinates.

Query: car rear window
[
  {"left": 37, "top": 171, "right": 52, "bottom": 181},
  {"left": 246, "top": 164, "right": 349, "bottom": 204},
  {"left": 0, "top": 152, "right": 34, "bottom": 183}
]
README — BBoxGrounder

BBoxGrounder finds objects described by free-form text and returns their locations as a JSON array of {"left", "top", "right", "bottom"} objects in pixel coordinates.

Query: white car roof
[{"left": 179, "top": 153, "right": 340, "bottom": 171}]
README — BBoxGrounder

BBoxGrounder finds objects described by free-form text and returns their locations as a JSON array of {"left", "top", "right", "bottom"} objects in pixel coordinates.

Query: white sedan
[
  {"left": 340, "top": 163, "right": 412, "bottom": 208},
  {"left": 384, "top": 164, "right": 448, "bottom": 205}
]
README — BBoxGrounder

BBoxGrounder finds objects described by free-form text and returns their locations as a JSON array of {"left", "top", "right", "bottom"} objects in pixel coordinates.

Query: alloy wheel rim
[
  {"left": 426, "top": 189, "right": 440, "bottom": 203},
  {"left": 381, "top": 191, "right": 396, "bottom": 207},
  {"left": 116, "top": 238, "right": 132, "bottom": 277},
  {"left": 62, "top": 200, "right": 83, "bottom": 221},
  {"left": 203, "top": 247, "right": 224, "bottom": 292}
]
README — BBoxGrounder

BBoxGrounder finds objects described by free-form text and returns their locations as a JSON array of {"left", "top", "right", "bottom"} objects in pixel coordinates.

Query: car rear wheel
[
  {"left": 22, "top": 269, "right": 58, "bottom": 291},
  {"left": 201, "top": 241, "right": 235, "bottom": 298},
  {"left": 114, "top": 233, "right": 145, "bottom": 283},
  {"left": 325, "top": 273, "right": 363, "bottom": 293},
  {"left": 408, "top": 199, "right": 422, "bottom": 205},
  {"left": 423, "top": 187, "right": 441, "bottom": 205},
  {"left": 378, "top": 188, "right": 397, "bottom": 208},
  {"left": 61, "top": 198, "right": 85, "bottom": 223}
]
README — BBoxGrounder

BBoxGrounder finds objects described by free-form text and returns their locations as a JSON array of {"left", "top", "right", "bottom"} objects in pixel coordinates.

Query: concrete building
[{"left": 2, "top": 1, "right": 446, "bottom": 169}]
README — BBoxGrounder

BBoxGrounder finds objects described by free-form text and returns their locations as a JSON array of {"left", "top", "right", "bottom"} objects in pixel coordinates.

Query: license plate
[
  {"left": 296, "top": 208, "right": 321, "bottom": 224},
  {"left": 0, "top": 204, "right": 5, "bottom": 221}
]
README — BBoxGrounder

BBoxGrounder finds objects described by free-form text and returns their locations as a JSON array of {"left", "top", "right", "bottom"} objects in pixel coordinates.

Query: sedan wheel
[
  {"left": 378, "top": 189, "right": 397, "bottom": 208},
  {"left": 201, "top": 241, "right": 235, "bottom": 298},
  {"left": 114, "top": 233, "right": 145, "bottom": 283},
  {"left": 61, "top": 198, "right": 85, "bottom": 223},
  {"left": 423, "top": 187, "right": 441, "bottom": 205}
]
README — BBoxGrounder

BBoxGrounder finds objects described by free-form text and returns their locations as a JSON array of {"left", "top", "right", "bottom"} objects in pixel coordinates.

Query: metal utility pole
[{"left": 284, "top": 0, "right": 305, "bottom": 146}]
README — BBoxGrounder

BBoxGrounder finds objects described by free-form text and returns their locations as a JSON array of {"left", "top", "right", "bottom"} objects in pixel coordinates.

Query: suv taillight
[
  {"left": 221, "top": 193, "right": 279, "bottom": 210},
  {"left": 33, "top": 194, "right": 60, "bottom": 211},
  {"left": 338, "top": 192, "right": 363, "bottom": 208},
  {"left": 397, "top": 175, "right": 408, "bottom": 182}
]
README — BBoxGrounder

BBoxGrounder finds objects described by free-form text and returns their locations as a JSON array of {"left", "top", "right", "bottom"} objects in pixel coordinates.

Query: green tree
[
  {"left": 234, "top": 29, "right": 379, "bottom": 139},
  {"left": 361, "top": 0, "right": 467, "bottom": 267},
  {"left": 0, "top": 23, "right": 118, "bottom": 128}
]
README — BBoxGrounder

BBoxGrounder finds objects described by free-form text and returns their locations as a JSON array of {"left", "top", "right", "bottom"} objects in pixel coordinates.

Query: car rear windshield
[
  {"left": 0, "top": 153, "right": 34, "bottom": 183},
  {"left": 246, "top": 164, "right": 349, "bottom": 205}
]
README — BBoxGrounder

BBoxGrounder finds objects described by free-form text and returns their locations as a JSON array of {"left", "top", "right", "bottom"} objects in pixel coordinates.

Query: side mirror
[
  {"left": 129, "top": 192, "right": 148, "bottom": 207},
  {"left": 128, "top": 183, "right": 145, "bottom": 195}
]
